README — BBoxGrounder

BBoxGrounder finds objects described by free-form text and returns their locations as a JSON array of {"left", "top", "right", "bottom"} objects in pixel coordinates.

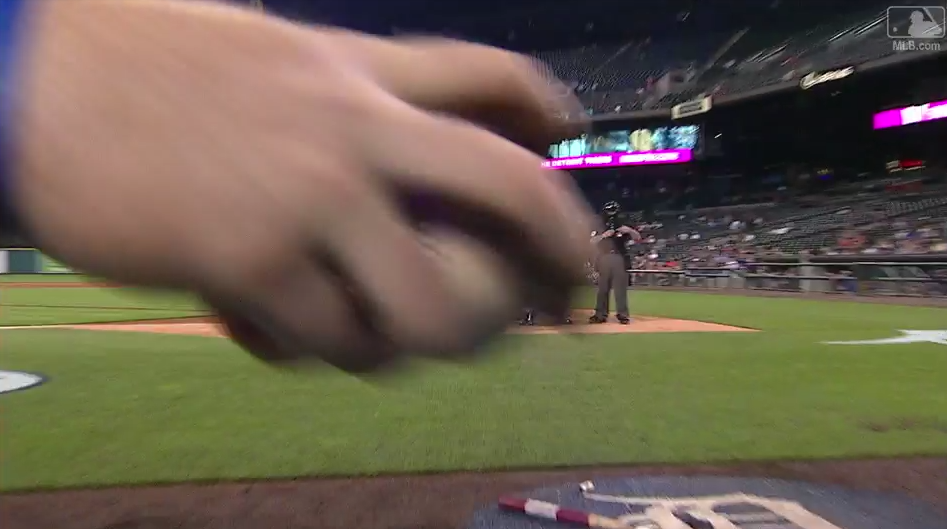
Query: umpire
[{"left": 589, "top": 201, "right": 640, "bottom": 324}]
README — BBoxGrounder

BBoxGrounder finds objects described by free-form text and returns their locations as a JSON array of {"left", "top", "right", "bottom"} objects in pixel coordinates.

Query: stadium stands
[
  {"left": 534, "top": 0, "right": 943, "bottom": 115},
  {"left": 631, "top": 185, "right": 947, "bottom": 264}
]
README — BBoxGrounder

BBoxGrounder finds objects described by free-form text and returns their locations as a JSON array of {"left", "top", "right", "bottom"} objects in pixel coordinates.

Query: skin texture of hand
[{"left": 9, "top": 0, "right": 597, "bottom": 373}]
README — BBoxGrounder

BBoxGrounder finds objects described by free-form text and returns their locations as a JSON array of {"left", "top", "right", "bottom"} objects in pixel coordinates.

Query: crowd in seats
[
  {"left": 534, "top": 44, "right": 628, "bottom": 91},
  {"left": 582, "top": 88, "right": 647, "bottom": 114},
  {"left": 536, "top": 1, "right": 935, "bottom": 114},
  {"left": 605, "top": 175, "right": 947, "bottom": 269},
  {"left": 689, "top": 15, "right": 893, "bottom": 104}
]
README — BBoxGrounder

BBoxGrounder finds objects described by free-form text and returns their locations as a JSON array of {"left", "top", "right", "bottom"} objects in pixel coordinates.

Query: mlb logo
[{"left": 887, "top": 6, "right": 946, "bottom": 38}]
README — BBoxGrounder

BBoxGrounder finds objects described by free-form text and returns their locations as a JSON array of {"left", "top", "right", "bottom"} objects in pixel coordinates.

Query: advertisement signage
[
  {"left": 546, "top": 125, "right": 699, "bottom": 169},
  {"left": 671, "top": 96, "right": 713, "bottom": 119},
  {"left": 799, "top": 66, "right": 855, "bottom": 90},
  {"left": 873, "top": 99, "right": 947, "bottom": 129},
  {"left": 542, "top": 149, "right": 692, "bottom": 169}
]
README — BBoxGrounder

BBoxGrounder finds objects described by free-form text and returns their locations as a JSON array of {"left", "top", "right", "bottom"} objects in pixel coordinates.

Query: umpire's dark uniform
[
  {"left": 590, "top": 225, "right": 631, "bottom": 324},
  {"left": 523, "top": 200, "right": 634, "bottom": 326}
]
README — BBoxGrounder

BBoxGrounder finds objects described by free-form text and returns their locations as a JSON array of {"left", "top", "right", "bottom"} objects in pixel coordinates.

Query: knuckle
[
  {"left": 198, "top": 234, "right": 295, "bottom": 298},
  {"left": 312, "top": 80, "right": 384, "bottom": 125},
  {"left": 317, "top": 171, "right": 377, "bottom": 219}
]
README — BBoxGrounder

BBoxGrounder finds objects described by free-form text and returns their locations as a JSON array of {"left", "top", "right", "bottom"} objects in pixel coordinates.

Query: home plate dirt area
[
  {"left": 2, "top": 459, "right": 944, "bottom": 529},
  {"left": 44, "top": 310, "right": 755, "bottom": 336}
]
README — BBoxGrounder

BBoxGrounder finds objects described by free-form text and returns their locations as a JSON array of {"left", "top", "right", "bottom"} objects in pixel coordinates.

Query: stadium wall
[
  {"left": 631, "top": 255, "right": 947, "bottom": 299},
  {"left": 0, "top": 248, "right": 73, "bottom": 274}
]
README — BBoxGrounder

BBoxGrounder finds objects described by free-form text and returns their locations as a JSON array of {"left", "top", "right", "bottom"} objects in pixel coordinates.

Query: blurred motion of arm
[
  {"left": 2, "top": 0, "right": 601, "bottom": 372},
  {"left": 617, "top": 225, "right": 641, "bottom": 241},
  {"left": 591, "top": 229, "right": 615, "bottom": 243}
]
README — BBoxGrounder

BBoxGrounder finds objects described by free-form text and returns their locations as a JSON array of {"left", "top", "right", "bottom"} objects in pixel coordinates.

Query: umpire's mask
[{"left": 602, "top": 201, "right": 620, "bottom": 218}]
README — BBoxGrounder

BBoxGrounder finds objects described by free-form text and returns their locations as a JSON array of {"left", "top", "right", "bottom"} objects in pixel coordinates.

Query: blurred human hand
[{"left": 11, "top": 0, "right": 596, "bottom": 372}]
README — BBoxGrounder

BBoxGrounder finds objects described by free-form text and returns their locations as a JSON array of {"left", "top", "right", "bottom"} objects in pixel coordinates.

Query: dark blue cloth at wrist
[{"left": 0, "top": 0, "right": 30, "bottom": 238}]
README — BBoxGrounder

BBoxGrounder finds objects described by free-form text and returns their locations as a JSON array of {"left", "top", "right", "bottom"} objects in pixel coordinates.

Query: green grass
[
  {"left": 1, "top": 287, "right": 946, "bottom": 490},
  {"left": 0, "top": 273, "right": 92, "bottom": 283},
  {"left": 0, "top": 285, "right": 206, "bottom": 325}
]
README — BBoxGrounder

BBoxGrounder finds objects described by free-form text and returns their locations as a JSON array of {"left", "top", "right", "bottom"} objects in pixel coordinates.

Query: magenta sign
[
  {"left": 542, "top": 149, "right": 692, "bottom": 169},
  {"left": 873, "top": 99, "right": 947, "bottom": 129}
]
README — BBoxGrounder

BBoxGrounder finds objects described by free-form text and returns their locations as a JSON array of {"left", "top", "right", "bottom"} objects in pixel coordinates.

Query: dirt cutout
[
  {"left": 2, "top": 458, "right": 945, "bottom": 529},
  {"left": 40, "top": 310, "right": 753, "bottom": 337}
]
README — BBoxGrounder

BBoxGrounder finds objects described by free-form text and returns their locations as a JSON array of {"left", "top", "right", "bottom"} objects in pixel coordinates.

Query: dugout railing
[{"left": 629, "top": 255, "right": 947, "bottom": 298}]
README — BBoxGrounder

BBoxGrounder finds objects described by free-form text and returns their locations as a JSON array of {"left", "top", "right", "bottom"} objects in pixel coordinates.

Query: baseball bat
[{"left": 498, "top": 496, "right": 629, "bottom": 528}]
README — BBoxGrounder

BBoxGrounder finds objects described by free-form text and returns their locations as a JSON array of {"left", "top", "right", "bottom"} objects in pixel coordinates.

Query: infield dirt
[
  {"left": 2, "top": 458, "right": 944, "bottom": 529},
  {"left": 42, "top": 311, "right": 753, "bottom": 337}
]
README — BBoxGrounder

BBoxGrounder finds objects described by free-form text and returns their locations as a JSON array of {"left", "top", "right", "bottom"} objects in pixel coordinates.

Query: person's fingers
[
  {"left": 204, "top": 254, "right": 397, "bottom": 373},
  {"left": 320, "top": 30, "right": 586, "bottom": 153},
  {"left": 212, "top": 225, "right": 523, "bottom": 370},
  {"left": 314, "top": 171, "right": 506, "bottom": 359},
  {"left": 413, "top": 227, "right": 522, "bottom": 359},
  {"left": 363, "top": 99, "right": 596, "bottom": 316}
]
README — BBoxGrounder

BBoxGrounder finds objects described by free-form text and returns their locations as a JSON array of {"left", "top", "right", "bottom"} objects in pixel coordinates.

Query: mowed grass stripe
[
  {"left": 1, "top": 287, "right": 202, "bottom": 310},
  {"left": 0, "top": 274, "right": 93, "bottom": 283},
  {"left": 0, "top": 306, "right": 207, "bottom": 327},
  {"left": 1, "top": 286, "right": 207, "bottom": 326}
]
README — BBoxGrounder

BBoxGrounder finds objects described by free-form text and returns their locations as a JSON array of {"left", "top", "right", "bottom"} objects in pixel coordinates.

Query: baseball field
[{"left": 1, "top": 274, "right": 946, "bottom": 528}]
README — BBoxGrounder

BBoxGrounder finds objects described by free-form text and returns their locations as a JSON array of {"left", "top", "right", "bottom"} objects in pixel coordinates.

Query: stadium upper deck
[{"left": 255, "top": 0, "right": 943, "bottom": 115}]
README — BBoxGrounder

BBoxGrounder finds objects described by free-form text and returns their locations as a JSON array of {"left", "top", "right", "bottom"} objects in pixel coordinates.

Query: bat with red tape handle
[{"left": 498, "top": 496, "right": 630, "bottom": 528}]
